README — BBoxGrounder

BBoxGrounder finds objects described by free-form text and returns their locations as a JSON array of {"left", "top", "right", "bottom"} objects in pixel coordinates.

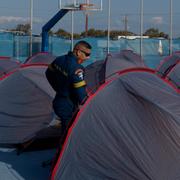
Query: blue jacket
[{"left": 46, "top": 52, "right": 87, "bottom": 106}]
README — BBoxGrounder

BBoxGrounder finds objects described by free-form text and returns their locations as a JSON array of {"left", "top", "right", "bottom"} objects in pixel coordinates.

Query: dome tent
[
  {"left": 84, "top": 49, "right": 145, "bottom": 94},
  {"left": 156, "top": 52, "right": 180, "bottom": 89},
  {"left": 24, "top": 52, "right": 56, "bottom": 64},
  {"left": 156, "top": 52, "right": 180, "bottom": 78},
  {"left": 0, "top": 57, "right": 20, "bottom": 78},
  {"left": 105, "top": 49, "right": 145, "bottom": 79},
  {"left": 51, "top": 68, "right": 180, "bottom": 180},
  {"left": 166, "top": 62, "right": 180, "bottom": 89},
  {"left": 0, "top": 64, "right": 61, "bottom": 147}
]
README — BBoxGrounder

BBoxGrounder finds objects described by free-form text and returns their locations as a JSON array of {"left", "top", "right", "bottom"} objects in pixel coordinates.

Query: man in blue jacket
[{"left": 46, "top": 41, "right": 91, "bottom": 135}]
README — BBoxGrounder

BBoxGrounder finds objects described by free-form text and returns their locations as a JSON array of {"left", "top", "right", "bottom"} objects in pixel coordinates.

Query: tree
[
  {"left": 10, "top": 24, "right": 31, "bottom": 35},
  {"left": 109, "top": 30, "right": 135, "bottom": 39},
  {"left": 55, "top": 29, "right": 71, "bottom": 39},
  {"left": 48, "top": 30, "right": 54, "bottom": 36},
  {"left": 73, "top": 33, "right": 81, "bottom": 39},
  {"left": 81, "top": 28, "right": 106, "bottom": 37},
  {"left": 144, "top": 28, "right": 168, "bottom": 39}
]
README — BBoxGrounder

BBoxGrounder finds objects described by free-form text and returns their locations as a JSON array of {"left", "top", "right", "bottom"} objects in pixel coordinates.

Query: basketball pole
[{"left": 42, "top": 1, "right": 102, "bottom": 52}]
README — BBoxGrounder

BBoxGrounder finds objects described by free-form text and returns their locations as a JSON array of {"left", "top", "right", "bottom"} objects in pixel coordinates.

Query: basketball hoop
[
  {"left": 79, "top": 3, "right": 94, "bottom": 10},
  {"left": 59, "top": 0, "right": 102, "bottom": 37},
  {"left": 59, "top": 0, "right": 102, "bottom": 11}
]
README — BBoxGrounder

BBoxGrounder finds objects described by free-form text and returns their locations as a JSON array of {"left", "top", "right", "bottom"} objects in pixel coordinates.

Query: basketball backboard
[{"left": 59, "top": 0, "right": 102, "bottom": 11}]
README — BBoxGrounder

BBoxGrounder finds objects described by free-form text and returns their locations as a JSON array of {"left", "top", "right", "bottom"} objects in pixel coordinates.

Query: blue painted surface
[
  {"left": 41, "top": 9, "right": 69, "bottom": 52},
  {"left": 0, "top": 32, "right": 180, "bottom": 68}
]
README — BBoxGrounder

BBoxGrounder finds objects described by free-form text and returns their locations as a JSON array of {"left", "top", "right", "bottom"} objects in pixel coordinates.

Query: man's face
[{"left": 76, "top": 46, "right": 91, "bottom": 64}]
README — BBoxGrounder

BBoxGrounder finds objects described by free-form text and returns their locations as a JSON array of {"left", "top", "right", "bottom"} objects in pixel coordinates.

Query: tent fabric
[
  {"left": 24, "top": 52, "right": 56, "bottom": 64},
  {"left": 156, "top": 52, "right": 180, "bottom": 77},
  {"left": 0, "top": 58, "right": 20, "bottom": 78},
  {"left": 166, "top": 62, "right": 180, "bottom": 89},
  {"left": 0, "top": 64, "right": 59, "bottom": 145},
  {"left": 105, "top": 50, "right": 145, "bottom": 79},
  {"left": 84, "top": 60, "right": 106, "bottom": 93},
  {"left": 84, "top": 50, "right": 145, "bottom": 94},
  {"left": 52, "top": 70, "right": 180, "bottom": 180}
]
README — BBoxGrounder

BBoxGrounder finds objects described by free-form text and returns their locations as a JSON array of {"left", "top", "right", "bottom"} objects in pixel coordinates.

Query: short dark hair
[{"left": 74, "top": 40, "right": 92, "bottom": 50}]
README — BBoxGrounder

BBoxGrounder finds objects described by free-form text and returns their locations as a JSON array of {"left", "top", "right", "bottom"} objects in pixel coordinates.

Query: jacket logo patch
[{"left": 75, "top": 69, "right": 84, "bottom": 80}]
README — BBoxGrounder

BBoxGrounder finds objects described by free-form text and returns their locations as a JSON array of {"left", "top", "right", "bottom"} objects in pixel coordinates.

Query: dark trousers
[{"left": 53, "top": 97, "right": 75, "bottom": 134}]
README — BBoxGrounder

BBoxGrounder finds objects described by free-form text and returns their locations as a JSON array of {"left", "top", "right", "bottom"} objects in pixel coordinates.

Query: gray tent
[
  {"left": 85, "top": 60, "right": 106, "bottom": 93},
  {"left": 0, "top": 64, "right": 61, "bottom": 146},
  {"left": 24, "top": 52, "right": 56, "bottom": 64},
  {"left": 0, "top": 58, "right": 20, "bottom": 78},
  {"left": 155, "top": 52, "right": 180, "bottom": 89},
  {"left": 105, "top": 49, "right": 145, "bottom": 79},
  {"left": 51, "top": 69, "right": 180, "bottom": 180},
  {"left": 166, "top": 62, "right": 180, "bottom": 89},
  {"left": 84, "top": 50, "right": 145, "bottom": 94},
  {"left": 156, "top": 52, "right": 180, "bottom": 77}
]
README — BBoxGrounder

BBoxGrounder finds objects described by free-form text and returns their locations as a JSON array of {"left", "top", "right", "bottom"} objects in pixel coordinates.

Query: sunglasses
[{"left": 79, "top": 49, "right": 91, "bottom": 57}]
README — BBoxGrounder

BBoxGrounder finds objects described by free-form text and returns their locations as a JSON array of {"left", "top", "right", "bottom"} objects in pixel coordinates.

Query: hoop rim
[{"left": 60, "top": 3, "right": 102, "bottom": 11}]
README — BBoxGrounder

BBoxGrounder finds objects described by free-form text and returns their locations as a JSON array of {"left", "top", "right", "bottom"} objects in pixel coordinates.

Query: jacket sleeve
[
  {"left": 71, "top": 68, "right": 88, "bottom": 104},
  {"left": 45, "top": 64, "right": 58, "bottom": 92}
]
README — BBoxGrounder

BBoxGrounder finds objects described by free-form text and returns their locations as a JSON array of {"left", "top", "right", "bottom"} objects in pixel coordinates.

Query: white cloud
[
  {"left": 151, "top": 16, "right": 163, "bottom": 24},
  {"left": 0, "top": 16, "right": 43, "bottom": 24},
  {"left": 0, "top": 16, "right": 27, "bottom": 24}
]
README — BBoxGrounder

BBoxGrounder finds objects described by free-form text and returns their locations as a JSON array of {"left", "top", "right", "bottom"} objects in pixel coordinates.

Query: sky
[{"left": 0, "top": 0, "right": 180, "bottom": 37}]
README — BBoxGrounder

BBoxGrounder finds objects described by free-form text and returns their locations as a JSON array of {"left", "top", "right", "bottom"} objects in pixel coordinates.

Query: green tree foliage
[
  {"left": 10, "top": 24, "right": 31, "bottom": 35},
  {"left": 73, "top": 33, "right": 81, "bottom": 39},
  {"left": 81, "top": 28, "right": 106, "bottom": 37},
  {"left": 48, "top": 30, "right": 54, "bottom": 36},
  {"left": 50, "top": 27, "right": 169, "bottom": 39},
  {"left": 8, "top": 24, "right": 169, "bottom": 39},
  {"left": 81, "top": 29, "right": 135, "bottom": 39},
  {"left": 144, "top": 28, "right": 168, "bottom": 39},
  {"left": 109, "top": 30, "right": 135, "bottom": 39},
  {"left": 55, "top": 29, "right": 71, "bottom": 39},
  {"left": 54, "top": 28, "right": 137, "bottom": 39},
  {"left": 53, "top": 28, "right": 170, "bottom": 39}
]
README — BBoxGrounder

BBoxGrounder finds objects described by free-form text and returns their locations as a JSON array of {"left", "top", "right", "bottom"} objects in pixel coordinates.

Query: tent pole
[
  {"left": 169, "top": 0, "right": 173, "bottom": 55},
  {"left": 29, "top": 0, "right": 33, "bottom": 57},
  {"left": 71, "top": 11, "right": 74, "bottom": 51},
  {"left": 140, "top": 0, "right": 143, "bottom": 58},
  {"left": 107, "top": 0, "right": 111, "bottom": 55}
]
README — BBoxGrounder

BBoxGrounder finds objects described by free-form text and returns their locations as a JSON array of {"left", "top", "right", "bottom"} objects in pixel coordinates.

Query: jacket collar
[{"left": 68, "top": 51, "right": 78, "bottom": 63}]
